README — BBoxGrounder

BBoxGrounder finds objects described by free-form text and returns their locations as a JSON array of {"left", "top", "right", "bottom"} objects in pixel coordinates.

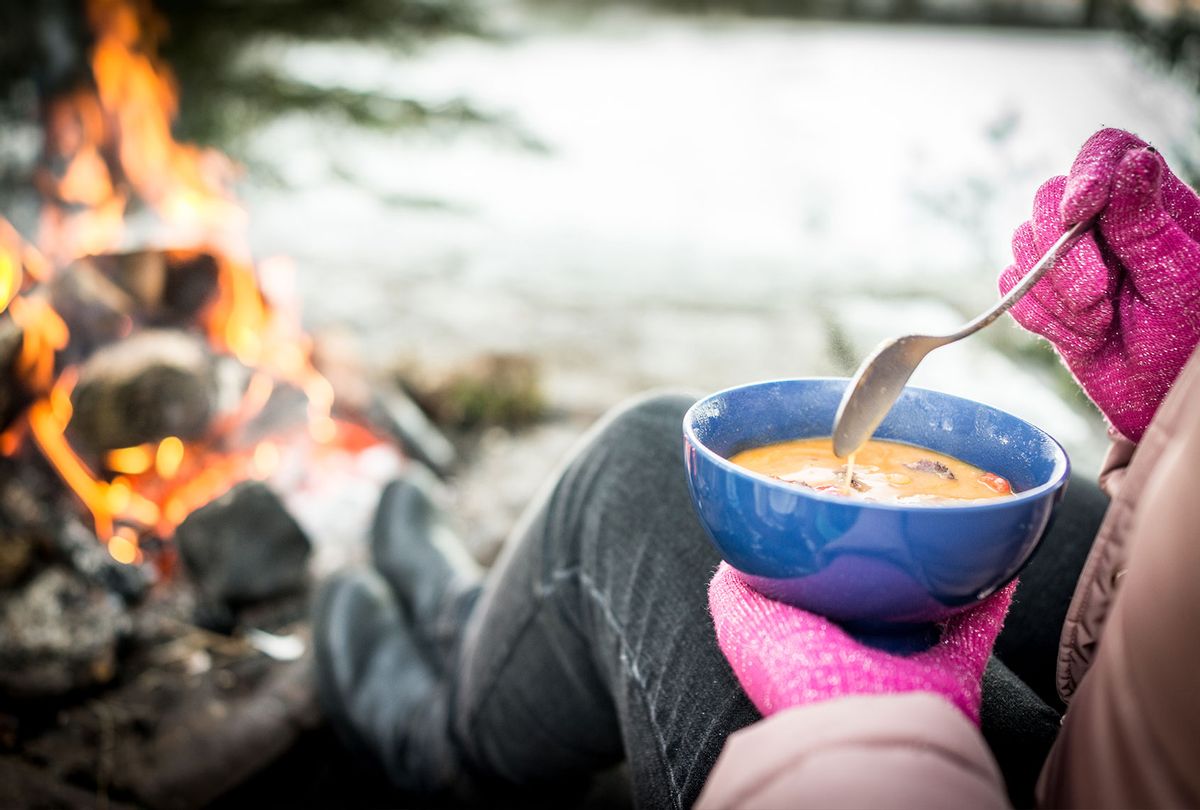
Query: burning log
[
  {"left": 69, "top": 329, "right": 217, "bottom": 454},
  {"left": 157, "top": 250, "right": 221, "bottom": 325},
  {"left": 89, "top": 249, "right": 219, "bottom": 327},
  {"left": 95, "top": 250, "right": 166, "bottom": 313},
  {"left": 0, "top": 566, "right": 129, "bottom": 698},
  {"left": 0, "top": 316, "right": 29, "bottom": 435},
  {"left": 48, "top": 257, "right": 134, "bottom": 362},
  {"left": 175, "top": 481, "right": 311, "bottom": 630},
  {"left": 33, "top": 250, "right": 221, "bottom": 369}
]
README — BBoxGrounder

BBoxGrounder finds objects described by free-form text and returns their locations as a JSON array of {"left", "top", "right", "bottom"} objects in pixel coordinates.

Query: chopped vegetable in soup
[{"left": 728, "top": 438, "right": 1013, "bottom": 504}]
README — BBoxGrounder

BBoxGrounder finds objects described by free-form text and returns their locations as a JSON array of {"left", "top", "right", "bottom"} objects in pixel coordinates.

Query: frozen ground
[{"left": 229, "top": 9, "right": 1200, "bottom": 551}]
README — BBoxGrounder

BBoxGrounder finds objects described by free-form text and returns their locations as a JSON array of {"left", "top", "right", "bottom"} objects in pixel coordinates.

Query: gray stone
[
  {"left": 0, "top": 566, "right": 129, "bottom": 697},
  {"left": 175, "top": 481, "right": 311, "bottom": 623},
  {"left": 69, "top": 329, "right": 217, "bottom": 454}
]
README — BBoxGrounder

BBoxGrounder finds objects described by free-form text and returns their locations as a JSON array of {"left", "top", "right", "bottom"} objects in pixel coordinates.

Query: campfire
[
  {"left": 4, "top": 0, "right": 381, "bottom": 570},
  {"left": 0, "top": 0, "right": 450, "bottom": 804}
]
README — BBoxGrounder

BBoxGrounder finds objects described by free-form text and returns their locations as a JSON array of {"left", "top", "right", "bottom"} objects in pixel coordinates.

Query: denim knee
[{"left": 588, "top": 390, "right": 697, "bottom": 461}]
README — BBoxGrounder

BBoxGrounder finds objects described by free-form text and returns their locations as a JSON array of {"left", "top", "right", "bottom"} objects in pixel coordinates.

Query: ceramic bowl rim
[{"left": 683, "top": 376, "right": 1071, "bottom": 514}]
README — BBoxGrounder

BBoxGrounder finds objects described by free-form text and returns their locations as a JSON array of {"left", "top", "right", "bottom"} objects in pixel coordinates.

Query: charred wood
[
  {"left": 364, "top": 388, "right": 455, "bottom": 477},
  {"left": 158, "top": 250, "right": 220, "bottom": 326},
  {"left": 49, "top": 258, "right": 135, "bottom": 365},
  {"left": 89, "top": 249, "right": 220, "bottom": 328},
  {"left": 0, "top": 317, "right": 29, "bottom": 433},
  {"left": 94, "top": 250, "right": 167, "bottom": 314}
]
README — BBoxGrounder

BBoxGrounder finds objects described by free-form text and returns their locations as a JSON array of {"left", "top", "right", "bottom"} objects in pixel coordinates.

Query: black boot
[
  {"left": 313, "top": 569, "right": 461, "bottom": 794},
  {"left": 371, "top": 472, "right": 483, "bottom": 669}
]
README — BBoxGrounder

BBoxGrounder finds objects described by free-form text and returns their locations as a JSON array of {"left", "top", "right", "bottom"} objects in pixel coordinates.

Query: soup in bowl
[{"left": 683, "top": 378, "right": 1070, "bottom": 626}]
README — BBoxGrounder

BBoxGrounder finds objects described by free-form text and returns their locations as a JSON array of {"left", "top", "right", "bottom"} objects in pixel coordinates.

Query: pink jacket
[{"left": 697, "top": 347, "right": 1200, "bottom": 809}]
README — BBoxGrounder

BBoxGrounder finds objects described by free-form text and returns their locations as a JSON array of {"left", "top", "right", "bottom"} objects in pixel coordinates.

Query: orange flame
[
  {"left": 0, "top": 255, "right": 18, "bottom": 315},
  {"left": 88, "top": 0, "right": 240, "bottom": 231},
  {"left": 0, "top": 220, "right": 50, "bottom": 314},
  {"left": 27, "top": 371, "right": 113, "bottom": 540},
  {"left": 37, "top": 87, "right": 126, "bottom": 264},
  {"left": 10, "top": 296, "right": 70, "bottom": 394}
]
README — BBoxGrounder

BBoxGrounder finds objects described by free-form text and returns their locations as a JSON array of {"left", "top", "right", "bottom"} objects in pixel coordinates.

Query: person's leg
[
  {"left": 317, "top": 392, "right": 760, "bottom": 808},
  {"left": 370, "top": 467, "right": 484, "bottom": 673},
  {"left": 447, "top": 392, "right": 760, "bottom": 808},
  {"left": 978, "top": 473, "right": 1109, "bottom": 807},
  {"left": 314, "top": 569, "right": 461, "bottom": 795},
  {"left": 992, "top": 474, "right": 1109, "bottom": 711},
  {"left": 979, "top": 657, "right": 1061, "bottom": 809},
  {"left": 317, "top": 392, "right": 1109, "bottom": 807}
]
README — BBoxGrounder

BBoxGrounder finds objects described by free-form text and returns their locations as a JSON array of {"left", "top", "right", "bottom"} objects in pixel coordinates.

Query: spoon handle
[
  {"left": 831, "top": 217, "right": 1095, "bottom": 458},
  {"left": 947, "top": 218, "right": 1093, "bottom": 341}
]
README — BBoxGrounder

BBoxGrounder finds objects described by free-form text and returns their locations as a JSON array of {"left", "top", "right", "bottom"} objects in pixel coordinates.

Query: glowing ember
[
  {"left": 107, "top": 444, "right": 153, "bottom": 474},
  {"left": 0, "top": 0, "right": 393, "bottom": 568},
  {"left": 155, "top": 436, "right": 184, "bottom": 479},
  {"left": 108, "top": 526, "right": 140, "bottom": 565}
]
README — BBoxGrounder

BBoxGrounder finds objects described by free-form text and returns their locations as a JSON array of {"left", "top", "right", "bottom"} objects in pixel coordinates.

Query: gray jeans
[
  {"left": 440, "top": 393, "right": 757, "bottom": 808},
  {"left": 398, "top": 394, "right": 1103, "bottom": 808}
]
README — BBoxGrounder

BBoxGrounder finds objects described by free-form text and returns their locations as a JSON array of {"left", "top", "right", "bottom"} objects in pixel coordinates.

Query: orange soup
[{"left": 729, "top": 437, "right": 1013, "bottom": 505}]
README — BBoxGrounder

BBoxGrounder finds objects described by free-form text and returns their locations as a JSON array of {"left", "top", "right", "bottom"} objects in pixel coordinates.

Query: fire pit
[{"left": 0, "top": 0, "right": 454, "bottom": 805}]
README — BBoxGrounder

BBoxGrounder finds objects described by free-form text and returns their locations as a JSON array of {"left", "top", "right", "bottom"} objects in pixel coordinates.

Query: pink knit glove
[
  {"left": 999, "top": 128, "right": 1200, "bottom": 442},
  {"left": 708, "top": 563, "right": 1015, "bottom": 725}
]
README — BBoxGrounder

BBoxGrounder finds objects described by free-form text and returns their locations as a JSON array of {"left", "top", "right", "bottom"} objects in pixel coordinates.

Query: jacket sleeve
[
  {"left": 1097, "top": 434, "right": 1136, "bottom": 499},
  {"left": 695, "top": 692, "right": 1009, "bottom": 810},
  {"left": 1037, "top": 408, "right": 1200, "bottom": 808}
]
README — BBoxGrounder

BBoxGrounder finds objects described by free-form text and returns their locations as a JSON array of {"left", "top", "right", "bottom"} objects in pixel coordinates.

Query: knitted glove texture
[
  {"left": 709, "top": 563, "right": 1015, "bottom": 725},
  {"left": 999, "top": 128, "right": 1200, "bottom": 441}
]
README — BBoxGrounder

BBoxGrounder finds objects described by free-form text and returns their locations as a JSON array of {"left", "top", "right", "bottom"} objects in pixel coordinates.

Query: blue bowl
[{"left": 683, "top": 378, "right": 1070, "bottom": 626}]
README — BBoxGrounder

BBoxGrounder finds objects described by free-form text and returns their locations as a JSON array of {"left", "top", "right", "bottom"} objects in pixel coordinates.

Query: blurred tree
[
  {"left": 149, "top": 0, "right": 496, "bottom": 151},
  {"left": 0, "top": 0, "right": 546, "bottom": 194},
  {"left": 893, "top": 0, "right": 921, "bottom": 21},
  {"left": 1083, "top": 0, "right": 1113, "bottom": 26}
]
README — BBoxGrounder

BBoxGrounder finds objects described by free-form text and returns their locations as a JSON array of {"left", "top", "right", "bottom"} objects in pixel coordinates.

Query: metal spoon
[{"left": 831, "top": 218, "right": 1093, "bottom": 458}]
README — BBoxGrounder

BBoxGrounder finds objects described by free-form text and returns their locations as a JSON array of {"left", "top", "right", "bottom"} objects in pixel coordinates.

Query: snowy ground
[{"left": 46, "top": 7, "right": 1189, "bottom": 554}]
